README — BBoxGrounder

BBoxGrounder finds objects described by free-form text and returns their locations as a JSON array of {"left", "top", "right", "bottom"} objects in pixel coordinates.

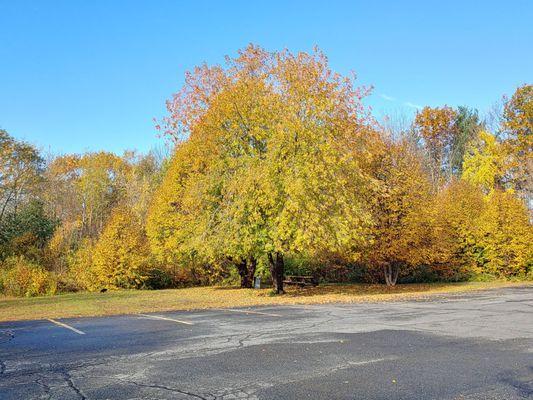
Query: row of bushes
[
  {"left": 284, "top": 258, "right": 533, "bottom": 285},
  {"left": 0, "top": 255, "right": 181, "bottom": 298},
  {"left": 3, "top": 254, "right": 530, "bottom": 299},
  {"left": 2, "top": 191, "right": 531, "bottom": 298}
]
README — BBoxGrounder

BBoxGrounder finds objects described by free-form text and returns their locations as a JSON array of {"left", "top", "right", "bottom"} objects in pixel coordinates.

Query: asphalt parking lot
[{"left": 1, "top": 286, "right": 532, "bottom": 399}]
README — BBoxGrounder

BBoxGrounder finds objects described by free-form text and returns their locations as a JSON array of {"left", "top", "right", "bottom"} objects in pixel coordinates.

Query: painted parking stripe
[
  {"left": 137, "top": 313, "right": 194, "bottom": 325},
  {"left": 47, "top": 319, "right": 85, "bottom": 335},
  {"left": 223, "top": 308, "right": 282, "bottom": 317}
]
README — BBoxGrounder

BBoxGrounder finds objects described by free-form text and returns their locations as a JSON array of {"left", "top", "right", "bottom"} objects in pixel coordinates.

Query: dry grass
[{"left": 0, "top": 281, "right": 529, "bottom": 322}]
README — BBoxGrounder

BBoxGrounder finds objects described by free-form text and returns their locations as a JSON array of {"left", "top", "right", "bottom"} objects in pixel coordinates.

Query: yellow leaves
[
  {"left": 413, "top": 106, "right": 457, "bottom": 152},
  {"left": 90, "top": 207, "right": 148, "bottom": 290},
  {"left": 0, "top": 256, "right": 57, "bottom": 297},
  {"left": 148, "top": 46, "right": 531, "bottom": 286},
  {"left": 415, "top": 105, "right": 457, "bottom": 134},
  {"left": 365, "top": 138, "right": 435, "bottom": 269},
  {"left": 149, "top": 45, "right": 375, "bottom": 271},
  {"left": 433, "top": 180, "right": 485, "bottom": 269},
  {"left": 434, "top": 180, "right": 532, "bottom": 278},
  {"left": 502, "top": 84, "right": 532, "bottom": 144},
  {"left": 462, "top": 131, "right": 507, "bottom": 192},
  {"left": 476, "top": 190, "right": 533, "bottom": 277},
  {"left": 501, "top": 84, "right": 532, "bottom": 199}
]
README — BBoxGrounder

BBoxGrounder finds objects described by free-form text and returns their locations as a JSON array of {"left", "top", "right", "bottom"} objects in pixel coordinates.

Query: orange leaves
[
  {"left": 413, "top": 106, "right": 459, "bottom": 184},
  {"left": 364, "top": 138, "right": 434, "bottom": 271},
  {"left": 502, "top": 83, "right": 532, "bottom": 142},
  {"left": 414, "top": 106, "right": 457, "bottom": 144}
]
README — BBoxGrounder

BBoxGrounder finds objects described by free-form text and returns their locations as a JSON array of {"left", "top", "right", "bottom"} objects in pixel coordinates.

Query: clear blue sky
[{"left": 1, "top": 1, "right": 532, "bottom": 154}]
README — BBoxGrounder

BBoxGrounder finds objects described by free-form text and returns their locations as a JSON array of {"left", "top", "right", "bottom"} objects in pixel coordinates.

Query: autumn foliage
[{"left": 0, "top": 46, "right": 531, "bottom": 296}]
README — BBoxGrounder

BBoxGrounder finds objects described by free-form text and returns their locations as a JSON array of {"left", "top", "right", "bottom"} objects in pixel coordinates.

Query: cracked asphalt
[{"left": 0, "top": 286, "right": 532, "bottom": 399}]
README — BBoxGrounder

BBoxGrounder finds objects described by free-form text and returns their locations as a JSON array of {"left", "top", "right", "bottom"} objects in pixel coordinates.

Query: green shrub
[
  {"left": 469, "top": 272, "right": 498, "bottom": 282},
  {"left": 143, "top": 268, "right": 174, "bottom": 289}
]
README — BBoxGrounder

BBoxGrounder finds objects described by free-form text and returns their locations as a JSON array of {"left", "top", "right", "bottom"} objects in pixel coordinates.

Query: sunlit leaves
[{"left": 148, "top": 45, "right": 375, "bottom": 279}]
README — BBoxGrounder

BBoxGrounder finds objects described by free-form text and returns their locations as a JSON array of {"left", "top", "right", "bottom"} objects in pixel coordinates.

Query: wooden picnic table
[{"left": 283, "top": 275, "right": 319, "bottom": 287}]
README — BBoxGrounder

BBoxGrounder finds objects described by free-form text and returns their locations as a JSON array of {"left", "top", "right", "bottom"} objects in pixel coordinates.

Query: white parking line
[
  {"left": 137, "top": 313, "right": 194, "bottom": 325},
  {"left": 47, "top": 319, "right": 85, "bottom": 335},
  {"left": 223, "top": 308, "right": 282, "bottom": 317}
]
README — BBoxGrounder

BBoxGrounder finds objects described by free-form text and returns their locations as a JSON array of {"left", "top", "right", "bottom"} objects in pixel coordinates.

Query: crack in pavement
[
  {"left": 126, "top": 380, "right": 217, "bottom": 400},
  {"left": 59, "top": 368, "right": 86, "bottom": 400},
  {"left": 202, "top": 355, "right": 400, "bottom": 400},
  {"left": 0, "top": 358, "right": 111, "bottom": 381},
  {"left": 34, "top": 376, "right": 52, "bottom": 400}
]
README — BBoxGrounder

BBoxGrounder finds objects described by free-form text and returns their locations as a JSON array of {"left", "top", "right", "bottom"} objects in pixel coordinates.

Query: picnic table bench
[{"left": 283, "top": 275, "right": 319, "bottom": 287}]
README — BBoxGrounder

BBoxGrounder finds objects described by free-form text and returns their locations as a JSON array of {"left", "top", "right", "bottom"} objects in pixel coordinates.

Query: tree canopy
[{"left": 1, "top": 50, "right": 531, "bottom": 297}]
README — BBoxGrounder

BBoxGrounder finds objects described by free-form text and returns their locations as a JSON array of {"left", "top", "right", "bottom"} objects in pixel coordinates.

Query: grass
[{"left": 0, "top": 281, "right": 530, "bottom": 322}]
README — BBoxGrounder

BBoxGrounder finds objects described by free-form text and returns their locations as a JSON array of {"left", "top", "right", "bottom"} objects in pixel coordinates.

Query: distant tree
[
  {"left": 75, "top": 152, "right": 130, "bottom": 238},
  {"left": 462, "top": 130, "right": 509, "bottom": 193},
  {"left": 413, "top": 106, "right": 458, "bottom": 185},
  {"left": 0, "top": 130, "right": 43, "bottom": 226},
  {"left": 43, "top": 152, "right": 129, "bottom": 240},
  {"left": 121, "top": 150, "right": 165, "bottom": 223},
  {"left": 0, "top": 200, "right": 58, "bottom": 261},
  {"left": 42, "top": 151, "right": 133, "bottom": 273},
  {"left": 42, "top": 154, "right": 82, "bottom": 231},
  {"left": 502, "top": 84, "right": 532, "bottom": 145},
  {"left": 451, "top": 106, "right": 482, "bottom": 176},
  {"left": 501, "top": 84, "right": 532, "bottom": 206}
]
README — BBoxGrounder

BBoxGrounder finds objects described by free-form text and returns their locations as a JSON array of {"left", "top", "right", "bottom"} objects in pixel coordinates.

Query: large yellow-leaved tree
[{"left": 147, "top": 45, "right": 374, "bottom": 292}]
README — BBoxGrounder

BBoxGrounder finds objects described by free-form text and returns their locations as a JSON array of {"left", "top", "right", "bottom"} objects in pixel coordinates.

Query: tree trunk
[
  {"left": 237, "top": 259, "right": 250, "bottom": 288},
  {"left": 247, "top": 256, "right": 257, "bottom": 288},
  {"left": 391, "top": 263, "right": 400, "bottom": 286},
  {"left": 236, "top": 257, "right": 257, "bottom": 288},
  {"left": 383, "top": 262, "right": 399, "bottom": 286},
  {"left": 268, "top": 252, "right": 285, "bottom": 294},
  {"left": 383, "top": 263, "right": 391, "bottom": 286}
]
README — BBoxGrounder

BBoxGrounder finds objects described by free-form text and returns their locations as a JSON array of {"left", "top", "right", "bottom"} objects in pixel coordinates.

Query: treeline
[
  {"left": 0, "top": 145, "right": 165, "bottom": 296},
  {"left": 1, "top": 46, "right": 531, "bottom": 296}
]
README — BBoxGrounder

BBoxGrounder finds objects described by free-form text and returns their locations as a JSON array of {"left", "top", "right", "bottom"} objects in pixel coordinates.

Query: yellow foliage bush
[
  {"left": 435, "top": 181, "right": 532, "bottom": 279},
  {"left": 434, "top": 180, "right": 485, "bottom": 274},
  {"left": 90, "top": 207, "right": 149, "bottom": 290},
  {"left": 0, "top": 256, "right": 57, "bottom": 297},
  {"left": 44, "top": 220, "right": 82, "bottom": 273},
  {"left": 67, "top": 238, "right": 98, "bottom": 290},
  {"left": 476, "top": 190, "right": 533, "bottom": 278}
]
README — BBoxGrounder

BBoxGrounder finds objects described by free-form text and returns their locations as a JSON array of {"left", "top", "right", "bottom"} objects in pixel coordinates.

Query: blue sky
[{"left": 1, "top": 1, "right": 532, "bottom": 154}]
